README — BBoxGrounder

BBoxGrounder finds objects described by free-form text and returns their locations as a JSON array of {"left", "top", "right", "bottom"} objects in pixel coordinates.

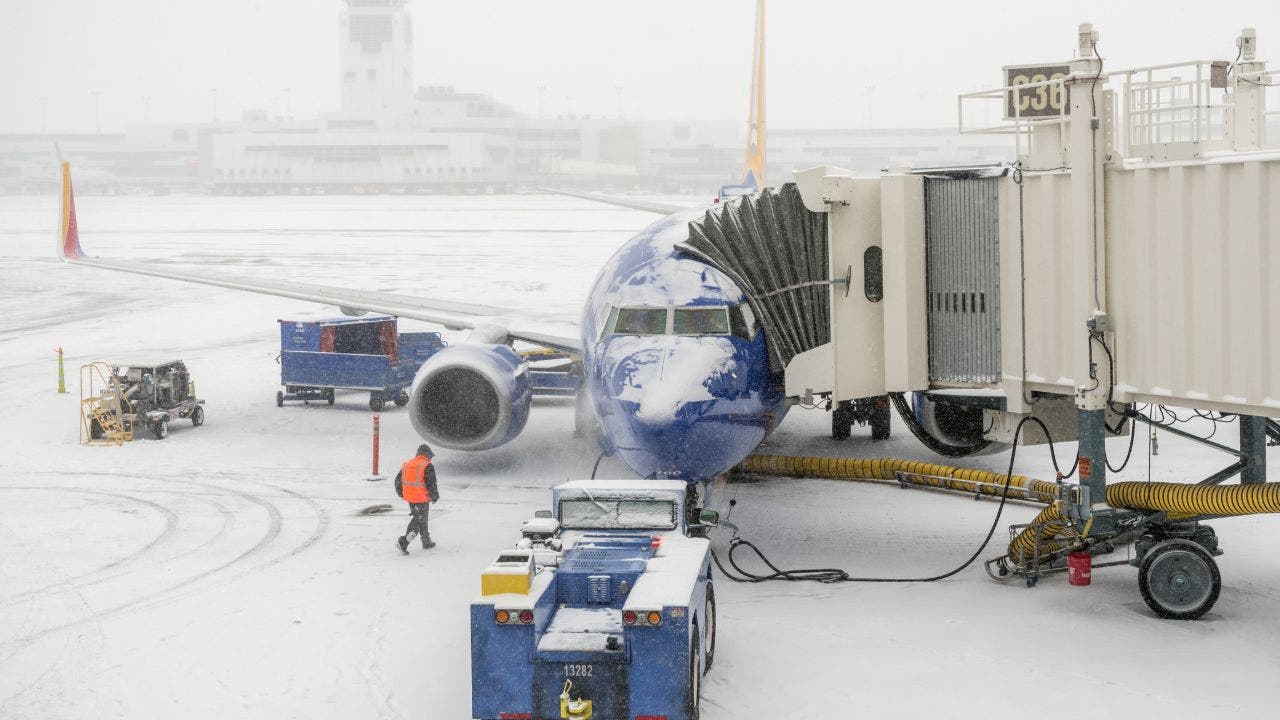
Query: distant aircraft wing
[
  {"left": 539, "top": 187, "right": 692, "bottom": 216},
  {"left": 56, "top": 164, "right": 581, "bottom": 354}
]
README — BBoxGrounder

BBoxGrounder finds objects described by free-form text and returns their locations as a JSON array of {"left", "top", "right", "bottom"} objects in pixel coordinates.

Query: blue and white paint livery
[{"left": 581, "top": 210, "right": 787, "bottom": 481}]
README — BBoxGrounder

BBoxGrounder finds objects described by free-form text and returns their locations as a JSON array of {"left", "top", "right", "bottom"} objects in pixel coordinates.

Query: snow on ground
[{"left": 1, "top": 192, "right": 1279, "bottom": 719}]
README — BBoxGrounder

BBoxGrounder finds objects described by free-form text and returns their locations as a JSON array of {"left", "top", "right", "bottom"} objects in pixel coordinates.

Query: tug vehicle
[{"left": 471, "top": 480, "right": 718, "bottom": 720}]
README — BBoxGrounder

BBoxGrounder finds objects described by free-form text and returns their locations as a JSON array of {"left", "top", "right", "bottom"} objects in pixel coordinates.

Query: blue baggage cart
[{"left": 276, "top": 314, "right": 446, "bottom": 411}]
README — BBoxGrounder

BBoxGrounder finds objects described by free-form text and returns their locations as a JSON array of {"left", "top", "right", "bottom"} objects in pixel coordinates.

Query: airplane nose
[{"left": 596, "top": 336, "right": 756, "bottom": 480}]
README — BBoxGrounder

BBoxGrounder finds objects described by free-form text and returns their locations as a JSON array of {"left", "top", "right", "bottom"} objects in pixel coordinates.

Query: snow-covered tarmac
[{"left": 2, "top": 193, "right": 1278, "bottom": 719}]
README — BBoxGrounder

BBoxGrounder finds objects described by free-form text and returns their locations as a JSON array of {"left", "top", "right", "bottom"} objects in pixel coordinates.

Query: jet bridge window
[
  {"left": 673, "top": 307, "right": 730, "bottom": 336},
  {"left": 611, "top": 307, "right": 668, "bottom": 336}
]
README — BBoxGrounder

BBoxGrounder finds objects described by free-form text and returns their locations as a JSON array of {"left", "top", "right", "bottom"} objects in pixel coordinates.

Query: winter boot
[
  {"left": 421, "top": 533, "right": 436, "bottom": 550},
  {"left": 397, "top": 536, "right": 409, "bottom": 554}
]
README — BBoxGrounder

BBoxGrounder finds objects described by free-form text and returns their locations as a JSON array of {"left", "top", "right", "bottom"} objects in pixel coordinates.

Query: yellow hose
[
  {"left": 739, "top": 454, "right": 1059, "bottom": 503},
  {"left": 1107, "top": 481, "right": 1280, "bottom": 519},
  {"left": 738, "top": 454, "right": 1280, "bottom": 566},
  {"left": 1007, "top": 503, "right": 1073, "bottom": 562}
]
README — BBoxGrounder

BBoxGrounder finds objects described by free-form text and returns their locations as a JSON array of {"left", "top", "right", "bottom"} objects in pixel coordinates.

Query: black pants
[{"left": 404, "top": 502, "right": 430, "bottom": 542}]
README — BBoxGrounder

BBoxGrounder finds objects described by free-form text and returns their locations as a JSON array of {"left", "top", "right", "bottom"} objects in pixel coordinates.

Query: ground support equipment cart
[{"left": 277, "top": 314, "right": 445, "bottom": 411}]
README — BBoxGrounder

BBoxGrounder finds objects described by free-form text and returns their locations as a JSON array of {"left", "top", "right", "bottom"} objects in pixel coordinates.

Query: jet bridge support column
[
  {"left": 1067, "top": 24, "right": 1114, "bottom": 528},
  {"left": 1077, "top": 409, "right": 1107, "bottom": 508},
  {"left": 1240, "top": 416, "right": 1268, "bottom": 484}
]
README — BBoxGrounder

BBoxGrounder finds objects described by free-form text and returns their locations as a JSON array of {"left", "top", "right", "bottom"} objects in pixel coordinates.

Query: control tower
[{"left": 338, "top": 0, "right": 416, "bottom": 129}]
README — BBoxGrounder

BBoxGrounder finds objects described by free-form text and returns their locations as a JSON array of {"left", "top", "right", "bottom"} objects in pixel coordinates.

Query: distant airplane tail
[
  {"left": 58, "top": 162, "right": 85, "bottom": 261},
  {"left": 718, "top": 0, "right": 766, "bottom": 201}
]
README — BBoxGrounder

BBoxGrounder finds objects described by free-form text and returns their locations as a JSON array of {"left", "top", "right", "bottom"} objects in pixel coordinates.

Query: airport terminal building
[{"left": 1, "top": 0, "right": 1010, "bottom": 194}]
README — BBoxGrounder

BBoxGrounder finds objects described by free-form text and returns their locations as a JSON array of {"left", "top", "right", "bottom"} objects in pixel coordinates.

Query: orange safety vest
[{"left": 401, "top": 456, "right": 432, "bottom": 504}]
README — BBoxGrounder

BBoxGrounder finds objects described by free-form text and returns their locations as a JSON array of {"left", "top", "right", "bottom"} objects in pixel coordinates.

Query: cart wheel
[
  {"left": 276, "top": 391, "right": 284, "bottom": 408},
  {"left": 326, "top": 388, "right": 335, "bottom": 406},
  {"left": 191, "top": 405, "right": 204, "bottom": 427},
  {"left": 153, "top": 419, "right": 169, "bottom": 440},
  {"left": 369, "top": 396, "right": 385, "bottom": 412},
  {"left": 394, "top": 391, "right": 410, "bottom": 407},
  {"left": 1139, "top": 538, "right": 1221, "bottom": 620}
]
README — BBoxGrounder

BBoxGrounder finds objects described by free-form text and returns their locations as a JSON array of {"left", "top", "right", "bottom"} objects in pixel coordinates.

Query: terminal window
[{"left": 350, "top": 14, "right": 393, "bottom": 53}]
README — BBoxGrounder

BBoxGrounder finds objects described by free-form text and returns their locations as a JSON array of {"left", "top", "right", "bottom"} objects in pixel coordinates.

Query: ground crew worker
[{"left": 395, "top": 443, "right": 439, "bottom": 553}]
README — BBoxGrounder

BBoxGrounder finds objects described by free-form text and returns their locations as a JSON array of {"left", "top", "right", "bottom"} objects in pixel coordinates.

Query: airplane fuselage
[{"left": 581, "top": 209, "right": 789, "bottom": 481}]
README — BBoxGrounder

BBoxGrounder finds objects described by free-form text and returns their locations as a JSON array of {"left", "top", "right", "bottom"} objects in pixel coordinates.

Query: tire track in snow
[
  {"left": 1, "top": 469, "right": 332, "bottom": 646},
  {"left": 0, "top": 488, "right": 180, "bottom": 606},
  {"left": 0, "top": 484, "right": 180, "bottom": 602},
  {"left": 146, "top": 480, "right": 332, "bottom": 613},
  {"left": 2, "top": 478, "right": 283, "bottom": 645},
  {"left": 0, "top": 488, "right": 245, "bottom": 612}
]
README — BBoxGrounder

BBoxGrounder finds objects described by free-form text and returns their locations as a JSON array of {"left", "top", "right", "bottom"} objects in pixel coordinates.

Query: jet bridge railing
[
  {"left": 1119, "top": 60, "right": 1232, "bottom": 160},
  {"left": 1236, "top": 67, "right": 1280, "bottom": 146},
  {"left": 960, "top": 58, "right": 1274, "bottom": 162},
  {"left": 957, "top": 74, "right": 1071, "bottom": 165}
]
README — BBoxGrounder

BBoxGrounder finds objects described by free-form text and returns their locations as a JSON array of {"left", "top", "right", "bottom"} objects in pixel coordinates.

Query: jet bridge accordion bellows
[{"left": 678, "top": 183, "right": 829, "bottom": 372}]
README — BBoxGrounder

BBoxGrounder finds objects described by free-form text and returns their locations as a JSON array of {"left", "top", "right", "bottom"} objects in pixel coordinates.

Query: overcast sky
[{"left": 2, "top": 0, "right": 1277, "bottom": 133}]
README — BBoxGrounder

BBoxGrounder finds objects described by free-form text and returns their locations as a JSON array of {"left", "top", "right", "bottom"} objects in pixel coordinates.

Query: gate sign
[{"left": 1003, "top": 64, "right": 1070, "bottom": 120}]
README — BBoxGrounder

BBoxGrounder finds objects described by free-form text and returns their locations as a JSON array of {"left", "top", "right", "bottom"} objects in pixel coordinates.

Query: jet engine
[{"left": 408, "top": 344, "right": 532, "bottom": 451}]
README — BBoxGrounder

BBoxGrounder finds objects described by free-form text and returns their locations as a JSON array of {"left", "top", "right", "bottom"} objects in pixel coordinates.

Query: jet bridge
[
  {"left": 712, "top": 24, "right": 1279, "bottom": 516},
  {"left": 694, "top": 23, "right": 1280, "bottom": 617}
]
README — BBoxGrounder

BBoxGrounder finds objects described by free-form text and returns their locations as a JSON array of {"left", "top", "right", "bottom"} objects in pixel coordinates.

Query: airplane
[{"left": 56, "top": 0, "right": 989, "bottom": 484}]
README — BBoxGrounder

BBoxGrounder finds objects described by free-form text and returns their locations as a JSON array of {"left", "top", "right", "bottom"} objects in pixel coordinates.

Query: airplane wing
[
  {"left": 56, "top": 164, "right": 581, "bottom": 354},
  {"left": 539, "top": 187, "right": 692, "bottom": 216}
]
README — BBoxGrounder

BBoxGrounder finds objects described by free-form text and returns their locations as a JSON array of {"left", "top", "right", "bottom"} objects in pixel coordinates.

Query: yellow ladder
[{"left": 80, "top": 362, "right": 133, "bottom": 445}]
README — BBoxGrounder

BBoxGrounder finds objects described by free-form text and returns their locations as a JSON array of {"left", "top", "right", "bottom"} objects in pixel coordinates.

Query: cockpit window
[
  {"left": 672, "top": 307, "right": 730, "bottom": 335},
  {"left": 730, "top": 303, "right": 757, "bottom": 340},
  {"left": 612, "top": 307, "right": 668, "bottom": 335}
]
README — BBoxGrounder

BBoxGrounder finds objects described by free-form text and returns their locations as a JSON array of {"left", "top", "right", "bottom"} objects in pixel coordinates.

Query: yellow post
[{"left": 56, "top": 347, "right": 67, "bottom": 394}]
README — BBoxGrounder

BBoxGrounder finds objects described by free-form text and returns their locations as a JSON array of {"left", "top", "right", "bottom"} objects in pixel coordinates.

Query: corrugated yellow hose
[
  {"left": 738, "top": 454, "right": 1280, "bottom": 564},
  {"left": 739, "top": 454, "right": 1059, "bottom": 503}
]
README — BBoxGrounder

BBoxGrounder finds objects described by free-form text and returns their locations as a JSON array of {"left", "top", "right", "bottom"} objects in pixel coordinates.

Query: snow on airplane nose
[{"left": 599, "top": 336, "right": 764, "bottom": 480}]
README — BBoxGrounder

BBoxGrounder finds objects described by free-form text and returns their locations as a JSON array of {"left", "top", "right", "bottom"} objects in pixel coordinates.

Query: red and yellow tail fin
[{"left": 58, "top": 162, "right": 84, "bottom": 261}]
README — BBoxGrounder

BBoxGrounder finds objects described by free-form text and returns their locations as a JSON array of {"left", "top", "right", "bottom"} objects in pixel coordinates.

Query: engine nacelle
[{"left": 408, "top": 344, "right": 532, "bottom": 451}]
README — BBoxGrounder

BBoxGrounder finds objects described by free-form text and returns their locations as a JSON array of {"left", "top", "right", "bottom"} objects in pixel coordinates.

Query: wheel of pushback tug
[{"left": 1139, "top": 538, "right": 1221, "bottom": 620}]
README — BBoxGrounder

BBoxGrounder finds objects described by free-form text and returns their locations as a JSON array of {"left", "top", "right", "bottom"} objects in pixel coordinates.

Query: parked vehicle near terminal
[{"left": 471, "top": 480, "right": 718, "bottom": 720}]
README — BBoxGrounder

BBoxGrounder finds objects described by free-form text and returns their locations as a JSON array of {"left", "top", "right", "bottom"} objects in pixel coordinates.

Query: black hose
[
  {"left": 888, "top": 392, "right": 991, "bottom": 458},
  {"left": 589, "top": 450, "right": 606, "bottom": 480},
  {"left": 713, "top": 416, "right": 1052, "bottom": 584}
]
